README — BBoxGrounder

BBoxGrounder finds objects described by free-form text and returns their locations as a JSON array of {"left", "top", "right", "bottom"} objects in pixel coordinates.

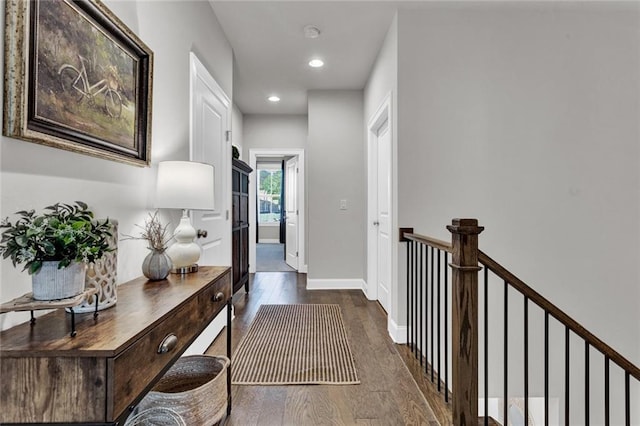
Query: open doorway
[
  {"left": 255, "top": 159, "right": 294, "bottom": 272},
  {"left": 249, "top": 149, "right": 306, "bottom": 274}
]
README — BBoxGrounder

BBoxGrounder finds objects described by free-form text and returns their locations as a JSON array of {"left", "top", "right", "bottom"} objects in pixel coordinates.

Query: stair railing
[{"left": 400, "top": 219, "right": 639, "bottom": 425}]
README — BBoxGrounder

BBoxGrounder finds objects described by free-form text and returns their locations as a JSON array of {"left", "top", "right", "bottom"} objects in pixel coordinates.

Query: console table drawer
[
  {"left": 199, "top": 271, "right": 231, "bottom": 321},
  {"left": 110, "top": 275, "right": 229, "bottom": 420}
]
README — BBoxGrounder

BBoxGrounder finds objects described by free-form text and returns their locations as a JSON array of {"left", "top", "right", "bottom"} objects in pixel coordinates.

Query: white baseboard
[
  {"left": 388, "top": 317, "right": 407, "bottom": 344},
  {"left": 306, "top": 278, "right": 365, "bottom": 290},
  {"left": 361, "top": 281, "right": 376, "bottom": 300},
  {"left": 183, "top": 305, "right": 234, "bottom": 356},
  {"left": 258, "top": 239, "right": 280, "bottom": 244}
]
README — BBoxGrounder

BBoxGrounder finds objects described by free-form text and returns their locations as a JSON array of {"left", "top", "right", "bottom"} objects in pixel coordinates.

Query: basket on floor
[
  {"left": 124, "top": 407, "right": 185, "bottom": 426},
  {"left": 133, "top": 355, "right": 230, "bottom": 426}
]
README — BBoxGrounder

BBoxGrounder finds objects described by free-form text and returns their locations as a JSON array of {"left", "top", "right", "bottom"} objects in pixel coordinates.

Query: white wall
[
  {"left": 364, "top": 14, "right": 398, "bottom": 125},
  {"left": 231, "top": 104, "right": 244, "bottom": 160},
  {"left": 242, "top": 114, "right": 308, "bottom": 158},
  {"left": 258, "top": 225, "right": 280, "bottom": 243},
  {"left": 396, "top": 3, "right": 639, "bottom": 422},
  {"left": 0, "top": 0, "right": 233, "bottom": 330},
  {"left": 308, "top": 90, "right": 366, "bottom": 281}
]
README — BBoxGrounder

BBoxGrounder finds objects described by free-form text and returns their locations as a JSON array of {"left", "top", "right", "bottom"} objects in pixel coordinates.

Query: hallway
[
  {"left": 256, "top": 244, "right": 296, "bottom": 272},
  {"left": 207, "top": 272, "right": 438, "bottom": 425}
]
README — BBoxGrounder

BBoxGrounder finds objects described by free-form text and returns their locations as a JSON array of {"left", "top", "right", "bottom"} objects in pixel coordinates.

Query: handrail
[
  {"left": 401, "top": 222, "right": 639, "bottom": 425},
  {"left": 479, "top": 249, "right": 640, "bottom": 381},
  {"left": 405, "top": 233, "right": 452, "bottom": 253}
]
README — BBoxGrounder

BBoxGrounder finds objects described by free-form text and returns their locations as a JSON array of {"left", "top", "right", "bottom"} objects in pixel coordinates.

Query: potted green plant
[
  {"left": 0, "top": 201, "right": 112, "bottom": 300},
  {"left": 122, "top": 211, "right": 173, "bottom": 281}
]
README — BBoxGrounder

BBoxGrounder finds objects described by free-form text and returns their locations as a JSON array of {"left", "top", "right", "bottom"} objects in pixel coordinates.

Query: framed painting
[{"left": 3, "top": 0, "right": 153, "bottom": 166}]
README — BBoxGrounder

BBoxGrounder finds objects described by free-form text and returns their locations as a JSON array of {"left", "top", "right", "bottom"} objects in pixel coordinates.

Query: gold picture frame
[{"left": 3, "top": 0, "right": 153, "bottom": 167}]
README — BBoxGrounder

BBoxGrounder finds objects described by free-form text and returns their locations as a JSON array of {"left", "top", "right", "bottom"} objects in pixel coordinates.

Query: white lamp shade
[{"left": 155, "top": 161, "right": 215, "bottom": 210}]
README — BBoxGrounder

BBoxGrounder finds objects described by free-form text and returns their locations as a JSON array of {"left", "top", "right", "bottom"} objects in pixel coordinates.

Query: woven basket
[
  {"left": 124, "top": 407, "right": 185, "bottom": 426},
  {"left": 134, "top": 355, "right": 229, "bottom": 426}
]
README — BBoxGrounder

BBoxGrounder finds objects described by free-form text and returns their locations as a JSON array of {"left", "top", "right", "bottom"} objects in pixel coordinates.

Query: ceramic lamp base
[
  {"left": 171, "top": 264, "right": 199, "bottom": 274},
  {"left": 166, "top": 210, "right": 201, "bottom": 270}
]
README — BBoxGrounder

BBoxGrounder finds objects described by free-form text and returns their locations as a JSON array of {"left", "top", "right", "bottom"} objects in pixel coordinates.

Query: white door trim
[
  {"left": 368, "top": 92, "right": 399, "bottom": 338},
  {"left": 185, "top": 52, "right": 231, "bottom": 354},
  {"left": 367, "top": 93, "right": 393, "bottom": 302},
  {"left": 249, "top": 148, "right": 306, "bottom": 274},
  {"left": 188, "top": 52, "right": 231, "bottom": 265},
  {"left": 189, "top": 52, "right": 231, "bottom": 159},
  {"left": 284, "top": 156, "right": 299, "bottom": 270}
]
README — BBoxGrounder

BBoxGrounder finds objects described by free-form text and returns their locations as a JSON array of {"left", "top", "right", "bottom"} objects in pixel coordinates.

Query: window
[{"left": 258, "top": 165, "right": 282, "bottom": 224}]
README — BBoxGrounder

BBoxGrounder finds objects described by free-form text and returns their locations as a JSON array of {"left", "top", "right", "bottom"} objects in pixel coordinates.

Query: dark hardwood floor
[{"left": 206, "top": 272, "right": 439, "bottom": 425}]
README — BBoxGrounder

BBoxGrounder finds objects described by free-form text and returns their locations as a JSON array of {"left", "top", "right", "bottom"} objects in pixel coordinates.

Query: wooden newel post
[{"left": 447, "top": 218, "right": 484, "bottom": 425}]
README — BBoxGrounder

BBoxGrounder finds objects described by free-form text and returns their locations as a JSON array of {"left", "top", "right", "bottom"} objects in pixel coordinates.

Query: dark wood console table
[{"left": 0, "top": 266, "right": 232, "bottom": 425}]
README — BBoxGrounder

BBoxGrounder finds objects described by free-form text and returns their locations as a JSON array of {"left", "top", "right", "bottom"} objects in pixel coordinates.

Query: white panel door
[
  {"left": 376, "top": 120, "right": 392, "bottom": 312},
  {"left": 285, "top": 156, "right": 298, "bottom": 269},
  {"left": 189, "top": 53, "right": 230, "bottom": 266}
]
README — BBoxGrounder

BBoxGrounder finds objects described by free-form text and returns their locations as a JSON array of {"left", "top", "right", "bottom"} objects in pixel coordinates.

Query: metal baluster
[
  {"left": 484, "top": 266, "right": 489, "bottom": 426},
  {"left": 422, "top": 244, "right": 427, "bottom": 369},
  {"left": 545, "top": 311, "right": 549, "bottom": 426},
  {"left": 625, "top": 372, "right": 630, "bottom": 426},
  {"left": 419, "top": 243, "right": 423, "bottom": 365},
  {"left": 604, "top": 356, "right": 610, "bottom": 426},
  {"left": 525, "top": 297, "right": 529, "bottom": 426},
  {"left": 423, "top": 244, "right": 428, "bottom": 374},
  {"left": 413, "top": 241, "right": 417, "bottom": 354},
  {"left": 407, "top": 240, "right": 411, "bottom": 348},
  {"left": 585, "top": 342, "right": 590, "bottom": 426},
  {"left": 504, "top": 281, "right": 509, "bottom": 426},
  {"left": 444, "top": 251, "right": 449, "bottom": 403},
  {"left": 409, "top": 241, "right": 413, "bottom": 353},
  {"left": 430, "top": 246, "right": 435, "bottom": 382},
  {"left": 413, "top": 241, "right": 418, "bottom": 357},
  {"left": 437, "top": 249, "right": 441, "bottom": 392},
  {"left": 565, "top": 326, "right": 570, "bottom": 426}
]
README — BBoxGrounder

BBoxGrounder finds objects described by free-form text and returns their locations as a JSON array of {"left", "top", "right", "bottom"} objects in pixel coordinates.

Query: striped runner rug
[{"left": 231, "top": 304, "right": 360, "bottom": 385}]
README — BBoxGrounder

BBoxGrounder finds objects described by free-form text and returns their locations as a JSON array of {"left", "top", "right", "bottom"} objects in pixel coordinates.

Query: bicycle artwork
[
  {"left": 58, "top": 55, "right": 123, "bottom": 119},
  {"left": 5, "top": 0, "right": 153, "bottom": 166}
]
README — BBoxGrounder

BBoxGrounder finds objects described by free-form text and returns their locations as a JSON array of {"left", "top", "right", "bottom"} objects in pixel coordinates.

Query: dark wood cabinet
[{"left": 232, "top": 159, "right": 252, "bottom": 295}]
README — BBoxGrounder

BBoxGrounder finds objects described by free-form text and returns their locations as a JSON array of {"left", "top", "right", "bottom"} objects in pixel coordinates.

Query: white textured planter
[
  {"left": 75, "top": 220, "right": 118, "bottom": 313},
  {"left": 32, "top": 261, "right": 87, "bottom": 300}
]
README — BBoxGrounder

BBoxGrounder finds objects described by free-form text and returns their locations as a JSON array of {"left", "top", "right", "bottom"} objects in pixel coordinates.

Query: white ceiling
[{"left": 209, "top": 1, "right": 399, "bottom": 115}]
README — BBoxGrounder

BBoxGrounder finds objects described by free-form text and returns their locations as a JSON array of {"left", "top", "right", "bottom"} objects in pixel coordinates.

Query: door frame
[
  {"left": 184, "top": 51, "right": 232, "bottom": 355},
  {"left": 249, "top": 148, "right": 306, "bottom": 273},
  {"left": 367, "top": 93, "right": 397, "bottom": 329},
  {"left": 284, "top": 156, "right": 299, "bottom": 270},
  {"left": 188, "top": 51, "right": 231, "bottom": 265}
]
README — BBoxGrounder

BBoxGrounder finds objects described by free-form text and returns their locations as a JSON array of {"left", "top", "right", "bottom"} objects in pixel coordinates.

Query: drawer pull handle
[
  {"left": 212, "top": 292, "right": 225, "bottom": 302},
  {"left": 158, "top": 334, "right": 178, "bottom": 354}
]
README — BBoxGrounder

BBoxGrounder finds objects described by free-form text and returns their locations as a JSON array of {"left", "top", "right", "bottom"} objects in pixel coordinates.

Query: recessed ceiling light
[
  {"left": 303, "top": 25, "right": 321, "bottom": 39},
  {"left": 309, "top": 59, "right": 324, "bottom": 68},
  {"left": 268, "top": 95, "right": 280, "bottom": 103}
]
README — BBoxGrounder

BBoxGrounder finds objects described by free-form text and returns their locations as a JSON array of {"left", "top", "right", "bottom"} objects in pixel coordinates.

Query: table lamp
[{"left": 155, "top": 161, "right": 215, "bottom": 273}]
